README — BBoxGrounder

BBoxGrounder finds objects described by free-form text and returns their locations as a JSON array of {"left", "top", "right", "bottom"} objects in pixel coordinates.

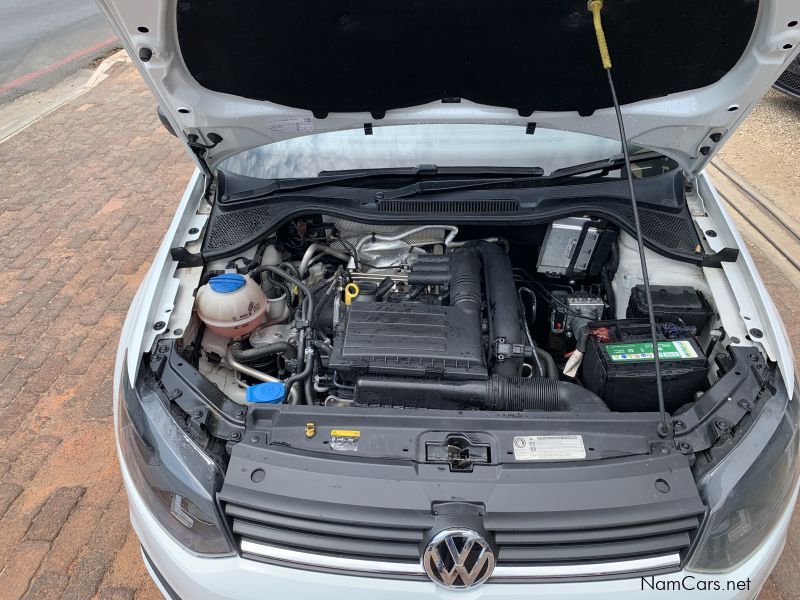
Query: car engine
[{"left": 189, "top": 215, "right": 713, "bottom": 413}]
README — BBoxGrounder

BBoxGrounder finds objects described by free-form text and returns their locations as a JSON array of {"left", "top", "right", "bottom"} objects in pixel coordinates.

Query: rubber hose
[
  {"left": 229, "top": 341, "right": 295, "bottom": 362},
  {"left": 536, "top": 348, "right": 559, "bottom": 380},
  {"left": 354, "top": 376, "right": 608, "bottom": 412},
  {"left": 476, "top": 242, "right": 525, "bottom": 377}
]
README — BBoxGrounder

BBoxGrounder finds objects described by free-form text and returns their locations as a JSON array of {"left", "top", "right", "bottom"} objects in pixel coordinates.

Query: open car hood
[{"left": 96, "top": 0, "right": 799, "bottom": 175}]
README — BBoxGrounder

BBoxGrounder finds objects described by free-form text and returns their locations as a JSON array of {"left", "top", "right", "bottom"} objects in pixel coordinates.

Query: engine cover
[{"left": 329, "top": 302, "right": 487, "bottom": 380}]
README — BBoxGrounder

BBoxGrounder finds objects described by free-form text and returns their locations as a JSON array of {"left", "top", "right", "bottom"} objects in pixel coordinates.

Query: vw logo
[{"left": 422, "top": 528, "right": 495, "bottom": 589}]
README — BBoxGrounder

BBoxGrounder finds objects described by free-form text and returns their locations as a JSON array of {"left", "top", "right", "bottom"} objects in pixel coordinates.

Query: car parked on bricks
[{"left": 98, "top": 0, "right": 800, "bottom": 598}]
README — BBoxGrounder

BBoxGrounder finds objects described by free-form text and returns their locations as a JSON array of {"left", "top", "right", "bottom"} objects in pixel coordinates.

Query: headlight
[
  {"left": 688, "top": 382, "right": 799, "bottom": 572},
  {"left": 117, "top": 364, "right": 233, "bottom": 556}
]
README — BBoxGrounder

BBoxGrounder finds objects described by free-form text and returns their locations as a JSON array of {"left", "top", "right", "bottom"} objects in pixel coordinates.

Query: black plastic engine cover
[{"left": 329, "top": 302, "right": 487, "bottom": 380}]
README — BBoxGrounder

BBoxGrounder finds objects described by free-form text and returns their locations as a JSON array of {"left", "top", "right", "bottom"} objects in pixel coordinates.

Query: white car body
[{"left": 102, "top": 0, "right": 800, "bottom": 598}]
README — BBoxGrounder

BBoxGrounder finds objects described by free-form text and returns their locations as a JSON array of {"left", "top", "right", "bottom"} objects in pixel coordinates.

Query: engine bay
[{"left": 180, "top": 214, "right": 724, "bottom": 415}]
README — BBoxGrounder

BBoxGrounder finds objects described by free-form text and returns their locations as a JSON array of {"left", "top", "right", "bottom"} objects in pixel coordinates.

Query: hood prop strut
[{"left": 588, "top": 0, "right": 670, "bottom": 439}]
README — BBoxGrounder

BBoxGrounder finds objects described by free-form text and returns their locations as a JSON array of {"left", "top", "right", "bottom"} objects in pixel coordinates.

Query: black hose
[
  {"left": 354, "top": 376, "right": 608, "bottom": 412},
  {"left": 476, "top": 242, "right": 525, "bottom": 377},
  {"left": 283, "top": 334, "right": 313, "bottom": 403},
  {"left": 249, "top": 266, "right": 316, "bottom": 402},
  {"left": 375, "top": 277, "right": 394, "bottom": 300},
  {"left": 229, "top": 341, "right": 295, "bottom": 362},
  {"left": 249, "top": 265, "right": 315, "bottom": 328},
  {"left": 536, "top": 348, "right": 558, "bottom": 380}
]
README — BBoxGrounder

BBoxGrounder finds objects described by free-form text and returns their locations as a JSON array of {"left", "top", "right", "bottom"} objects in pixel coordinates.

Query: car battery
[{"left": 581, "top": 319, "right": 707, "bottom": 412}]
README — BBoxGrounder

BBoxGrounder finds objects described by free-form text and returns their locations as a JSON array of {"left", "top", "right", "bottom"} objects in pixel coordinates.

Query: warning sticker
[
  {"left": 266, "top": 118, "right": 314, "bottom": 133},
  {"left": 330, "top": 429, "right": 360, "bottom": 452},
  {"left": 604, "top": 340, "right": 698, "bottom": 363},
  {"left": 512, "top": 435, "right": 586, "bottom": 461}
]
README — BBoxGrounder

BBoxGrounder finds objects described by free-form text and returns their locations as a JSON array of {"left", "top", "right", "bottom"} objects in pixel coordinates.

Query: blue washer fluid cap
[
  {"left": 209, "top": 273, "right": 246, "bottom": 293},
  {"left": 246, "top": 381, "right": 285, "bottom": 404}
]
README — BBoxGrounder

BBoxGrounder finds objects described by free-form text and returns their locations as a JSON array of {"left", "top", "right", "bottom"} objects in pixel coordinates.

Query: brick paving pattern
[
  {"left": 0, "top": 60, "right": 797, "bottom": 599},
  {"left": 0, "top": 61, "right": 190, "bottom": 598}
]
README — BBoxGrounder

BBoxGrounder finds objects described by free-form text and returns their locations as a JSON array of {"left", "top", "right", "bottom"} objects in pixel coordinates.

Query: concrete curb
[{"left": 0, "top": 49, "right": 129, "bottom": 145}]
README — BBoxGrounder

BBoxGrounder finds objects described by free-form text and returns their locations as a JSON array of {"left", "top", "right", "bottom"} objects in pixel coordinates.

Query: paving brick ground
[
  {"left": 0, "top": 60, "right": 190, "bottom": 598},
  {"left": 0, "top": 59, "right": 798, "bottom": 599}
]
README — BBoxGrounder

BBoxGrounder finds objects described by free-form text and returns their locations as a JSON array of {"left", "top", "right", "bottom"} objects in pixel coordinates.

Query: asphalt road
[{"left": 0, "top": 0, "right": 117, "bottom": 102}]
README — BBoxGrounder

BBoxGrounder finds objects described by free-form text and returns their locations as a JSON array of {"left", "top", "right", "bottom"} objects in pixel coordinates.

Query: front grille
[
  {"left": 224, "top": 497, "right": 703, "bottom": 574},
  {"left": 488, "top": 510, "right": 703, "bottom": 565},
  {"left": 224, "top": 499, "right": 432, "bottom": 562}
]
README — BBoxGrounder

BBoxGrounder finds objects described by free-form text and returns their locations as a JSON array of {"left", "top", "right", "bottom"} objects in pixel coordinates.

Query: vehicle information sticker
[
  {"left": 512, "top": 435, "right": 586, "bottom": 461},
  {"left": 266, "top": 117, "right": 314, "bottom": 133},
  {"left": 330, "top": 429, "right": 360, "bottom": 452}
]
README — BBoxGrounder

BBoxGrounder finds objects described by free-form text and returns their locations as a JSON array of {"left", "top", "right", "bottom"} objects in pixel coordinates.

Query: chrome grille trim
[
  {"left": 240, "top": 540, "right": 425, "bottom": 575},
  {"left": 240, "top": 539, "right": 681, "bottom": 580}
]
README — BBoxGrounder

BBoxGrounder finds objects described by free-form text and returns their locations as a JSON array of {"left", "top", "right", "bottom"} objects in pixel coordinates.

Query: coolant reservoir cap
[
  {"left": 246, "top": 382, "right": 285, "bottom": 404},
  {"left": 209, "top": 273, "right": 246, "bottom": 293}
]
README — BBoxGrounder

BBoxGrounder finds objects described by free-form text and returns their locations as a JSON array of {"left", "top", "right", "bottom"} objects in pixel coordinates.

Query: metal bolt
[
  {"left": 673, "top": 420, "right": 685, "bottom": 431},
  {"left": 192, "top": 409, "right": 203, "bottom": 419},
  {"left": 705, "top": 229, "right": 717, "bottom": 237},
  {"left": 188, "top": 227, "right": 199, "bottom": 235},
  {"left": 749, "top": 328, "right": 763, "bottom": 339},
  {"left": 678, "top": 442, "right": 692, "bottom": 453},
  {"left": 169, "top": 388, "right": 182, "bottom": 399},
  {"left": 153, "top": 321, "right": 166, "bottom": 331},
  {"left": 715, "top": 419, "right": 730, "bottom": 431},
  {"left": 305, "top": 422, "right": 316, "bottom": 439},
  {"left": 250, "top": 435, "right": 260, "bottom": 443},
  {"left": 230, "top": 432, "right": 241, "bottom": 441},
  {"left": 738, "top": 399, "right": 752, "bottom": 411},
  {"left": 235, "top": 409, "right": 245, "bottom": 419}
]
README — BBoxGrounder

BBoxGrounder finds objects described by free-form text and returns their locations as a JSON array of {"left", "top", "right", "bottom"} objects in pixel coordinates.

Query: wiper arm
[
  {"left": 379, "top": 152, "right": 663, "bottom": 200},
  {"left": 222, "top": 164, "right": 545, "bottom": 203},
  {"left": 223, "top": 171, "right": 381, "bottom": 202},
  {"left": 377, "top": 176, "right": 539, "bottom": 200},
  {"left": 548, "top": 150, "right": 662, "bottom": 179}
]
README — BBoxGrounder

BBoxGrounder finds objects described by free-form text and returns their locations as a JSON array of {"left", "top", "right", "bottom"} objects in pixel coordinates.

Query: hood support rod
[{"left": 588, "top": 0, "right": 670, "bottom": 439}]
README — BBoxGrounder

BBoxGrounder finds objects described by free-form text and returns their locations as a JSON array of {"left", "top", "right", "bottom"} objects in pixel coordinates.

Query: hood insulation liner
[{"left": 176, "top": 0, "right": 758, "bottom": 117}]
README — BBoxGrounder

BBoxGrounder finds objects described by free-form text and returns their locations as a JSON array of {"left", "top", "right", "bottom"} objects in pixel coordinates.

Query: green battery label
[{"left": 604, "top": 340, "right": 698, "bottom": 363}]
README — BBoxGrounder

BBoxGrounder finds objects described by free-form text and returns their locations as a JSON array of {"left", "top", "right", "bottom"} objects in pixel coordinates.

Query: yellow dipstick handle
[
  {"left": 588, "top": 0, "right": 612, "bottom": 70},
  {"left": 344, "top": 283, "right": 360, "bottom": 306}
]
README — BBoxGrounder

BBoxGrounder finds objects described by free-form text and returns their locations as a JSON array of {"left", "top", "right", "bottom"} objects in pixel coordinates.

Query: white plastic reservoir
[{"left": 195, "top": 273, "right": 267, "bottom": 337}]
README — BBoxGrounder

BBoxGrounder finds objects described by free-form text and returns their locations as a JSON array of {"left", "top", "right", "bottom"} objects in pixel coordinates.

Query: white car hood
[{"left": 96, "top": 0, "right": 799, "bottom": 175}]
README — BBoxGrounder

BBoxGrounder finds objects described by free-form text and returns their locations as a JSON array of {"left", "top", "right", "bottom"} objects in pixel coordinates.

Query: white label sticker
[
  {"left": 266, "top": 118, "right": 314, "bottom": 133},
  {"left": 512, "top": 435, "right": 586, "bottom": 461}
]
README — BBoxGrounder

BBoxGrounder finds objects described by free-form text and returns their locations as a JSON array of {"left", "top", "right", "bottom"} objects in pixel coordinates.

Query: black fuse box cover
[
  {"left": 626, "top": 285, "right": 713, "bottom": 334},
  {"left": 581, "top": 320, "right": 707, "bottom": 413}
]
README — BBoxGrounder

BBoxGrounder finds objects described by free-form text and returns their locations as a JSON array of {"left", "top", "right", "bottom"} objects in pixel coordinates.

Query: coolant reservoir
[{"left": 196, "top": 273, "right": 267, "bottom": 337}]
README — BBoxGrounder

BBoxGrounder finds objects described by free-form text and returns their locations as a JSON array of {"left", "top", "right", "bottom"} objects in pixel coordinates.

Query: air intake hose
[
  {"left": 475, "top": 242, "right": 525, "bottom": 377},
  {"left": 354, "top": 376, "right": 609, "bottom": 412}
]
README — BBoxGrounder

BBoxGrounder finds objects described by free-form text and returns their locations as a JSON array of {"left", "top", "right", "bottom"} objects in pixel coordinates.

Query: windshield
[{"left": 219, "top": 125, "right": 624, "bottom": 180}]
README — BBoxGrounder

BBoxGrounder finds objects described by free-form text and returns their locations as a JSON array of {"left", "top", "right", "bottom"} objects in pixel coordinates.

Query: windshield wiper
[
  {"left": 379, "top": 151, "right": 664, "bottom": 200},
  {"left": 221, "top": 165, "right": 545, "bottom": 203}
]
